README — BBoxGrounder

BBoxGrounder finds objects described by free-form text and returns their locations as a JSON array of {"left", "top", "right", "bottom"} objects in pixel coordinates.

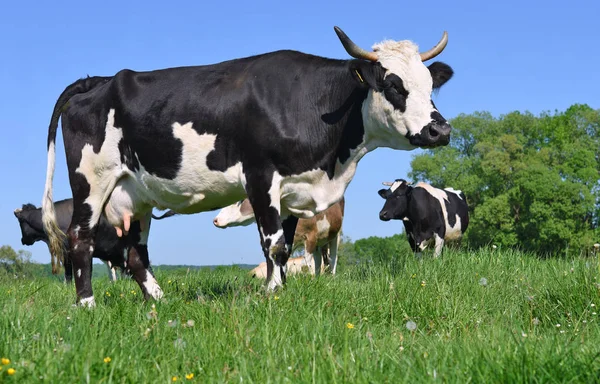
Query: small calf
[
  {"left": 214, "top": 197, "right": 345, "bottom": 276},
  {"left": 378, "top": 179, "right": 469, "bottom": 257}
]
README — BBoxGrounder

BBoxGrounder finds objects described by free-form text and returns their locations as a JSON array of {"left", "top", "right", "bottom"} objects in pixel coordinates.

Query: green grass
[{"left": 1, "top": 249, "right": 600, "bottom": 383}]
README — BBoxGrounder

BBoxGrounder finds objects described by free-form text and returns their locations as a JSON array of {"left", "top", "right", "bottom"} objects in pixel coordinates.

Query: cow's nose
[
  {"left": 379, "top": 211, "right": 389, "bottom": 221},
  {"left": 427, "top": 123, "right": 451, "bottom": 144}
]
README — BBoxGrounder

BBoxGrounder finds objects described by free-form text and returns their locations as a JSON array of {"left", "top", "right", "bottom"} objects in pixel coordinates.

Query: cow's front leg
[
  {"left": 246, "top": 174, "right": 296, "bottom": 292},
  {"left": 125, "top": 215, "right": 163, "bottom": 300}
]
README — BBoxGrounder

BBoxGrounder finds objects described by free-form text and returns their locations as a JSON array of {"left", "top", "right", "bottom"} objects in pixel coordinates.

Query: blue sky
[{"left": 0, "top": 0, "right": 598, "bottom": 266}]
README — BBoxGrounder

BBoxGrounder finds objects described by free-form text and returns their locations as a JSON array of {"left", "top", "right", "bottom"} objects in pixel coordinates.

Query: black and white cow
[
  {"left": 41, "top": 26, "right": 455, "bottom": 306},
  {"left": 13, "top": 199, "right": 162, "bottom": 281},
  {"left": 378, "top": 179, "right": 469, "bottom": 257}
]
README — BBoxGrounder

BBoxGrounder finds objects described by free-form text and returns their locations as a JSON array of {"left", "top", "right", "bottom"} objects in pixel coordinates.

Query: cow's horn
[
  {"left": 420, "top": 31, "right": 448, "bottom": 62},
  {"left": 334, "top": 26, "right": 378, "bottom": 62},
  {"left": 382, "top": 181, "right": 394, "bottom": 186},
  {"left": 14, "top": 208, "right": 22, "bottom": 214}
]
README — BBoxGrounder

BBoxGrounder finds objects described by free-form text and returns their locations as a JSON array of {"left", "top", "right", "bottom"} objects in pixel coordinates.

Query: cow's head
[
  {"left": 335, "top": 27, "right": 453, "bottom": 149},
  {"left": 14, "top": 204, "right": 46, "bottom": 246},
  {"left": 378, "top": 179, "right": 413, "bottom": 221},
  {"left": 213, "top": 199, "right": 256, "bottom": 228}
]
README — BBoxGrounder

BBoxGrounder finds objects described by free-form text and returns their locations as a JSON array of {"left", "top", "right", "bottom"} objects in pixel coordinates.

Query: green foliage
[
  {"left": 0, "top": 245, "right": 37, "bottom": 278},
  {"left": 339, "top": 234, "right": 412, "bottom": 266},
  {"left": 1, "top": 250, "right": 600, "bottom": 382},
  {"left": 410, "top": 104, "right": 600, "bottom": 254}
]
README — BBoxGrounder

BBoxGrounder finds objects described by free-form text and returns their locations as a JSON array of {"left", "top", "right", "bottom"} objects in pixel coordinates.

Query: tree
[
  {"left": 0, "top": 245, "right": 33, "bottom": 277},
  {"left": 409, "top": 104, "right": 600, "bottom": 254}
]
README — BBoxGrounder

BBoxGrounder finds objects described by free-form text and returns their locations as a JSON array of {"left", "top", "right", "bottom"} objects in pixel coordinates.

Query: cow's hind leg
[
  {"left": 125, "top": 214, "right": 162, "bottom": 300},
  {"left": 433, "top": 233, "right": 445, "bottom": 258},
  {"left": 326, "top": 232, "right": 340, "bottom": 275},
  {"left": 67, "top": 197, "right": 103, "bottom": 307}
]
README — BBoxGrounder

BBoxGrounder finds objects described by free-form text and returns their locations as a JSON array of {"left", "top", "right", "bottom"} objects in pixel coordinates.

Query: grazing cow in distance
[
  {"left": 41, "top": 26, "right": 455, "bottom": 306},
  {"left": 214, "top": 197, "right": 345, "bottom": 276},
  {"left": 378, "top": 179, "right": 469, "bottom": 257},
  {"left": 14, "top": 199, "right": 164, "bottom": 282}
]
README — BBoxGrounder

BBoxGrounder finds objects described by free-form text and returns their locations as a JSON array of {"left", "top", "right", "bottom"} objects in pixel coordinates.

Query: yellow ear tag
[{"left": 355, "top": 70, "right": 364, "bottom": 83}]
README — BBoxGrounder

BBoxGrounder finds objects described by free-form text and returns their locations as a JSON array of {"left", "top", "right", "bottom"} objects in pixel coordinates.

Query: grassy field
[{"left": 1, "top": 249, "right": 600, "bottom": 383}]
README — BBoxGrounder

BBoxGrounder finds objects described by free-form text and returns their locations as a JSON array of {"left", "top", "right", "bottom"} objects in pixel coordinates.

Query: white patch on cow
[
  {"left": 279, "top": 148, "right": 367, "bottom": 218},
  {"left": 316, "top": 216, "right": 330, "bottom": 238},
  {"left": 444, "top": 187, "right": 463, "bottom": 198},
  {"left": 390, "top": 180, "right": 404, "bottom": 192},
  {"left": 268, "top": 172, "right": 283, "bottom": 212},
  {"left": 89, "top": 245, "right": 94, "bottom": 253},
  {"left": 433, "top": 233, "right": 445, "bottom": 258},
  {"left": 267, "top": 264, "right": 283, "bottom": 292},
  {"left": 74, "top": 226, "right": 80, "bottom": 238},
  {"left": 79, "top": 296, "right": 96, "bottom": 308},
  {"left": 263, "top": 229, "right": 284, "bottom": 250},
  {"left": 143, "top": 270, "right": 164, "bottom": 300},
  {"left": 74, "top": 244, "right": 78, "bottom": 250},
  {"left": 415, "top": 182, "right": 463, "bottom": 242},
  {"left": 108, "top": 265, "right": 117, "bottom": 282},
  {"left": 360, "top": 40, "right": 439, "bottom": 150},
  {"left": 76, "top": 269, "right": 81, "bottom": 278},
  {"left": 76, "top": 109, "right": 125, "bottom": 230}
]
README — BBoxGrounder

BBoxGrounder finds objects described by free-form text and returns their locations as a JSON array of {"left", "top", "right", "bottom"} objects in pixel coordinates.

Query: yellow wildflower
[
  {"left": 1, "top": 358, "right": 9, "bottom": 365},
  {"left": 105, "top": 291, "right": 111, "bottom": 297},
  {"left": 274, "top": 296, "right": 280, "bottom": 300},
  {"left": 421, "top": 280, "right": 426, "bottom": 287},
  {"left": 172, "top": 376, "right": 178, "bottom": 382},
  {"left": 411, "top": 274, "right": 416, "bottom": 279},
  {"left": 7, "top": 368, "right": 16, "bottom": 375},
  {"left": 346, "top": 322, "right": 355, "bottom": 329},
  {"left": 104, "top": 357, "right": 111, "bottom": 363},
  {"left": 186, "top": 373, "right": 194, "bottom": 380}
]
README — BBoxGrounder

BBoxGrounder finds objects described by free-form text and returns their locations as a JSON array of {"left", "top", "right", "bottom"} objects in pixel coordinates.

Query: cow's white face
[
  {"left": 357, "top": 41, "right": 453, "bottom": 150},
  {"left": 213, "top": 198, "right": 255, "bottom": 228}
]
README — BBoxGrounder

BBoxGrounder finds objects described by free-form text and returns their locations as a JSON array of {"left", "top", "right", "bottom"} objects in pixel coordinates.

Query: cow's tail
[
  {"left": 42, "top": 76, "right": 112, "bottom": 274},
  {"left": 151, "top": 210, "right": 178, "bottom": 220}
]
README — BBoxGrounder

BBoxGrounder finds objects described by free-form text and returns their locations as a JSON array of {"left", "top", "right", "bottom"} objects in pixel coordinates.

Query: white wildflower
[{"left": 405, "top": 321, "right": 417, "bottom": 331}]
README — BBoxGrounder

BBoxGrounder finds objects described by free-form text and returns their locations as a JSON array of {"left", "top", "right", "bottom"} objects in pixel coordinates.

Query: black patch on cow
[
  {"left": 444, "top": 191, "right": 470, "bottom": 232},
  {"left": 430, "top": 110, "right": 447, "bottom": 124},
  {"left": 118, "top": 138, "right": 140, "bottom": 172},
  {"left": 428, "top": 61, "right": 454, "bottom": 89},
  {"left": 382, "top": 74, "right": 409, "bottom": 112}
]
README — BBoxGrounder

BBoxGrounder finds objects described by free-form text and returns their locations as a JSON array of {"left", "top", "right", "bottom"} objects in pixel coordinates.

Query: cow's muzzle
[
  {"left": 379, "top": 211, "right": 391, "bottom": 221},
  {"left": 410, "top": 122, "right": 451, "bottom": 148}
]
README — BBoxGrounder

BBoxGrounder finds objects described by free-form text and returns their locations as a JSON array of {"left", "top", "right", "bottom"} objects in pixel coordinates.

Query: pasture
[{"left": 1, "top": 249, "right": 600, "bottom": 383}]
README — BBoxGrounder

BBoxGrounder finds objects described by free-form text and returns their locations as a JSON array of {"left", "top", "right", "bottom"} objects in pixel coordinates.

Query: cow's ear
[
  {"left": 378, "top": 189, "right": 390, "bottom": 199},
  {"left": 428, "top": 62, "right": 453, "bottom": 89},
  {"left": 349, "top": 60, "right": 384, "bottom": 91}
]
